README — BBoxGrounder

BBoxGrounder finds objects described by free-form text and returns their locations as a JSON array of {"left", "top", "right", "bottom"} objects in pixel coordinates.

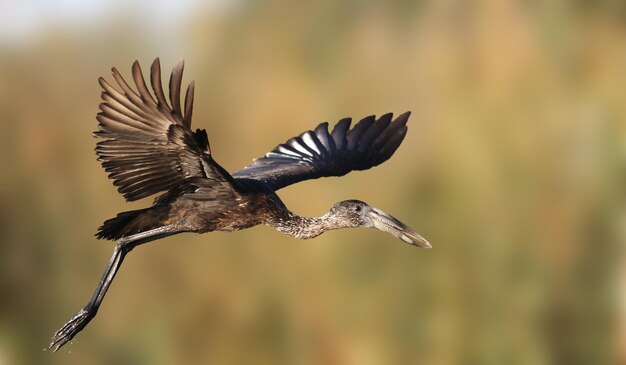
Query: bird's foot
[{"left": 46, "top": 306, "right": 95, "bottom": 352}]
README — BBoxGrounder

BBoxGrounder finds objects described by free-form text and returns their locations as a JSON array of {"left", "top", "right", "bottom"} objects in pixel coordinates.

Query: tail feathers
[{"left": 96, "top": 208, "right": 166, "bottom": 241}]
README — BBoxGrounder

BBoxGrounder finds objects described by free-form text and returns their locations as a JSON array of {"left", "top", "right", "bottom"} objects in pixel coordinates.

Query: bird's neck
[{"left": 270, "top": 212, "right": 341, "bottom": 240}]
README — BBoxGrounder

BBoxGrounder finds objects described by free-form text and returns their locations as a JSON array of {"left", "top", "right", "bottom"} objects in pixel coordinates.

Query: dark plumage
[{"left": 47, "top": 59, "right": 431, "bottom": 352}]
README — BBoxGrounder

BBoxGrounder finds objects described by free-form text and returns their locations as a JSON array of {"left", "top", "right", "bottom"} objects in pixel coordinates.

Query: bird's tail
[{"left": 96, "top": 207, "right": 168, "bottom": 241}]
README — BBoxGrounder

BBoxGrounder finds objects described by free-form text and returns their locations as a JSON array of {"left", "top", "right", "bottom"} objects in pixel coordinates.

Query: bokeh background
[{"left": 0, "top": 1, "right": 624, "bottom": 364}]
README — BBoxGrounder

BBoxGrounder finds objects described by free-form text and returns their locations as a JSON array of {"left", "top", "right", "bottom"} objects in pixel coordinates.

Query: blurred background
[{"left": 0, "top": 0, "right": 624, "bottom": 364}]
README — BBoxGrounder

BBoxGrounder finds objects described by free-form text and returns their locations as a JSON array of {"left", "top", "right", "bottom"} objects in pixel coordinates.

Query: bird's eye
[{"left": 354, "top": 205, "right": 362, "bottom": 213}]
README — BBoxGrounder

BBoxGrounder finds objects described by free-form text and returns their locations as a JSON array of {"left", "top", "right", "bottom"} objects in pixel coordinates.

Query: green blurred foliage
[{"left": 0, "top": 1, "right": 624, "bottom": 364}]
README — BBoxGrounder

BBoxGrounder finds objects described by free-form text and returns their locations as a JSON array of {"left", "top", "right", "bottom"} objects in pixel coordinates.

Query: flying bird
[{"left": 47, "top": 58, "right": 431, "bottom": 352}]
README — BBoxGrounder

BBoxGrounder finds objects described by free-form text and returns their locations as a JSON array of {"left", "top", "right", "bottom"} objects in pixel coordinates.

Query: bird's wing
[
  {"left": 232, "top": 112, "right": 410, "bottom": 191},
  {"left": 95, "top": 58, "right": 235, "bottom": 201}
]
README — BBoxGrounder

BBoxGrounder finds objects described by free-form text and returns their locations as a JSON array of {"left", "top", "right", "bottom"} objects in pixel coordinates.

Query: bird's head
[{"left": 327, "top": 200, "right": 431, "bottom": 248}]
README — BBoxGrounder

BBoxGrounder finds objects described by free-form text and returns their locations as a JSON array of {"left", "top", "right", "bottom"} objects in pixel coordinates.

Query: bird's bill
[{"left": 368, "top": 207, "right": 432, "bottom": 248}]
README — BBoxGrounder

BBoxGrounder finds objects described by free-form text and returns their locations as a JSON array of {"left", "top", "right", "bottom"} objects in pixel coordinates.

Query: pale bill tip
[{"left": 402, "top": 233, "right": 432, "bottom": 248}]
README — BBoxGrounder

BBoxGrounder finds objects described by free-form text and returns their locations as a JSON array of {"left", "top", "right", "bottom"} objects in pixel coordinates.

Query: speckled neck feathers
[{"left": 270, "top": 212, "right": 347, "bottom": 240}]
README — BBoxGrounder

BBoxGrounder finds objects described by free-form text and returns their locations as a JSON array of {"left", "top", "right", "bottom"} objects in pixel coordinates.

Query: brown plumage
[{"left": 47, "top": 58, "right": 431, "bottom": 352}]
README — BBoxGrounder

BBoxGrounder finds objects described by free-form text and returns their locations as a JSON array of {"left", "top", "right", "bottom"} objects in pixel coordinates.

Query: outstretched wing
[
  {"left": 233, "top": 112, "right": 410, "bottom": 191},
  {"left": 95, "top": 58, "right": 233, "bottom": 201}
]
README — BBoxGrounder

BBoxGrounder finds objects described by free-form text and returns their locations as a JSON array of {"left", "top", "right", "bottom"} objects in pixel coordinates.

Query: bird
[{"left": 47, "top": 58, "right": 431, "bottom": 352}]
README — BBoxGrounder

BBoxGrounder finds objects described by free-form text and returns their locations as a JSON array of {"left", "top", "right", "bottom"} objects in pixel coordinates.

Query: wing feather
[
  {"left": 95, "top": 58, "right": 234, "bottom": 201},
  {"left": 150, "top": 59, "right": 170, "bottom": 110},
  {"left": 331, "top": 118, "right": 351, "bottom": 150},
  {"left": 169, "top": 60, "right": 184, "bottom": 119},
  {"left": 233, "top": 112, "right": 411, "bottom": 190},
  {"left": 184, "top": 81, "right": 195, "bottom": 128},
  {"left": 346, "top": 115, "right": 375, "bottom": 150},
  {"left": 131, "top": 61, "right": 158, "bottom": 107}
]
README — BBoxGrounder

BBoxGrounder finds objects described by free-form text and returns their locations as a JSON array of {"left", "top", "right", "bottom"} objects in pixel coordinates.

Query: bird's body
[
  {"left": 48, "top": 58, "right": 430, "bottom": 352},
  {"left": 96, "top": 178, "right": 270, "bottom": 239}
]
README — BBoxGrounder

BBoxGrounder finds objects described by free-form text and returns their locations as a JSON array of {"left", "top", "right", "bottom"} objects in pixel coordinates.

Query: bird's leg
[
  {"left": 47, "top": 226, "right": 177, "bottom": 352},
  {"left": 47, "top": 240, "right": 130, "bottom": 352}
]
